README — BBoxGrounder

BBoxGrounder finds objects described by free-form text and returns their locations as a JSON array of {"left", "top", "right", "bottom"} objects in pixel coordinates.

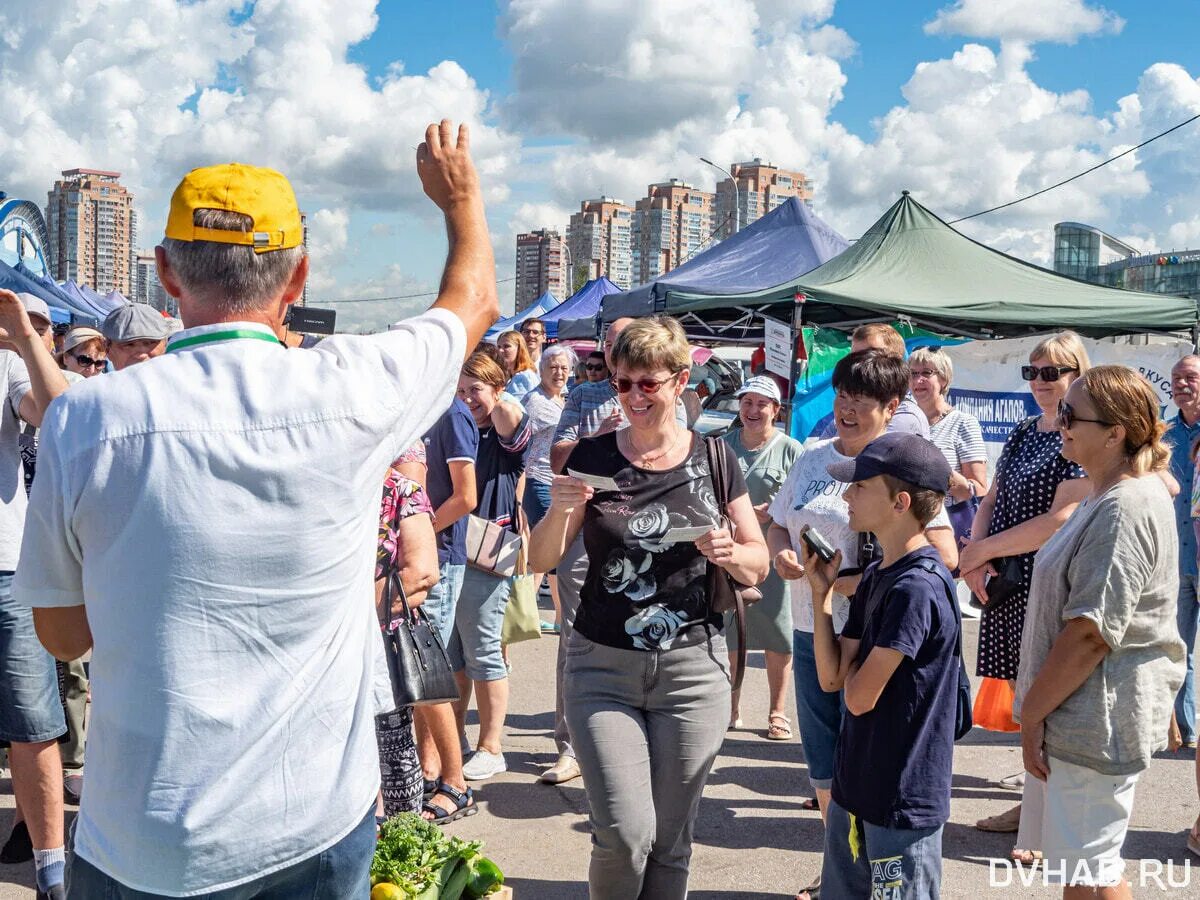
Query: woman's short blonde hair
[
  {"left": 1030, "top": 330, "right": 1091, "bottom": 375},
  {"left": 1080, "top": 365, "right": 1169, "bottom": 475},
  {"left": 909, "top": 346, "right": 953, "bottom": 395},
  {"left": 610, "top": 316, "right": 691, "bottom": 375}
]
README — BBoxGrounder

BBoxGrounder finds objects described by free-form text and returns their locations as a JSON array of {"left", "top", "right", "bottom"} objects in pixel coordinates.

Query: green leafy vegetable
[{"left": 371, "top": 813, "right": 503, "bottom": 898}]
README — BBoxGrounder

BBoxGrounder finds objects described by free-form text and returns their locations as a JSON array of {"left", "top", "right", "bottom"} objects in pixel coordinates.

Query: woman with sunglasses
[
  {"left": 496, "top": 330, "right": 538, "bottom": 399},
  {"left": 961, "top": 331, "right": 1091, "bottom": 845},
  {"left": 1016, "top": 366, "right": 1182, "bottom": 898},
  {"left": 530, "top": 316, "right": 767, "bottom": 900},
  {"left": 57, "top": 327, "right": 108, "bottom": 377}
]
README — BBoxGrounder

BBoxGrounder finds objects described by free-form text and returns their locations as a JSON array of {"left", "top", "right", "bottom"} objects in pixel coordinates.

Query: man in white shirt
[{"left": 15, "top": 119, "right": 497, "bottom": 898}]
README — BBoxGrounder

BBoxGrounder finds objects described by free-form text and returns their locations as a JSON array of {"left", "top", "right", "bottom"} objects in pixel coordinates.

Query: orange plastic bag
[{"left": 973, "top": 676, "right": 1021, "bottom": 733}]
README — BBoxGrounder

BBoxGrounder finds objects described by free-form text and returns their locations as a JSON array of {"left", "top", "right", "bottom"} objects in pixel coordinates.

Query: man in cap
[
  {"left": 0, "top": 291, "right": 70, "bottom": 899},
  {"left": 16, "top": 119, "right": 497, "bottom": 896},
  {"left": 100, "top": 304, "right": 174, "bottom": 370}
]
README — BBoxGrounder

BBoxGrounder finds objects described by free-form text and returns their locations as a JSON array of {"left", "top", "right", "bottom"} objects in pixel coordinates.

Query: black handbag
[
  {"left": 379, "top": 569, "right": 460, "bottom": 708},
  {"left": 981, "top": 556, "right": 1026, "bottom": 613},
  {"left": 704, "top": 436, "right": 763, "bottom": 693}
]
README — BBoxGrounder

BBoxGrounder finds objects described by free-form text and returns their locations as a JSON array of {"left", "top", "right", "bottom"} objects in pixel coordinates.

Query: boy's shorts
[{"left": 822, "top": 797, "right": 943, "bottom": 899}]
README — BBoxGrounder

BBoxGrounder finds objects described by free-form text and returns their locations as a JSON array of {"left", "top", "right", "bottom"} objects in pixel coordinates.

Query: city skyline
[{"left": 0, "top": 1, "right": 1198, "bottom": 328}]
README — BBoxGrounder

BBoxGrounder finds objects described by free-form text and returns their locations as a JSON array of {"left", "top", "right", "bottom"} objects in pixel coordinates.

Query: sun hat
[
  {"left": 165, "top": 163, "right": 303, "bottom": 254},
  {"left": 735, "top": 375, "right": 783, "bottom": 405}
]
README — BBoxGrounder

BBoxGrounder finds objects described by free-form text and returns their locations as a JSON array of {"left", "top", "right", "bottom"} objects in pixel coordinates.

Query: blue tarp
[
  {"left": 485, "top": 290, "right": 560, "bottom": 341},
  {"left": 0, "top": 261, "right": 81, "bottom": 322},
  {"left": 540, "top": 277, "right": 620, "bottom": 338},
  {"left": 601, "top": 197, "right": 850, "bottom": 323}
]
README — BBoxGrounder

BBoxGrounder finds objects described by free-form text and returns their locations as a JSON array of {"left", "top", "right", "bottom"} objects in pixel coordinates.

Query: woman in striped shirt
[{"left": 909, "top": 346, "right": 989, "bottom": 504}]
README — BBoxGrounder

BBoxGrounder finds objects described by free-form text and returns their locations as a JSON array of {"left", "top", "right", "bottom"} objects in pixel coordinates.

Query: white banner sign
[
  {"left": 945, "top": 335, "right": 1190, "bottom": 470},
  {"left": 763, "top": 317, "right": 793, "bottom": 380}
]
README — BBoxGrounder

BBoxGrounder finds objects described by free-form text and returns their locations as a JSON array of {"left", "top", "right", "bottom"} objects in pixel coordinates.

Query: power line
[
  {"left": 949, "top": 112, "right": 1200, "bottom": 224},
  {"left": 319, "top": 276, "right": 518, "bottom": 304}
]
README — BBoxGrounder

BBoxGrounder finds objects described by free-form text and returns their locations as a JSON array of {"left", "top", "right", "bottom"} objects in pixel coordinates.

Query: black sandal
[
  {"left": 422, "top": 782, "right": 478, "bottom": 825},
  {"left": 795, "top": 873, "right": 820, "bottom": 900},
  {"left": 423, "top": 778, "right": 439, "bottom": 802}
]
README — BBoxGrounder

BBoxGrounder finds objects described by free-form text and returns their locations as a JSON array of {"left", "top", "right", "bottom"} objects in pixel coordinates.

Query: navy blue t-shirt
[
  {"left": 422, "top": 398, "right": 479, "bottom": 567},
  {"left": 831, "top": 546, "right": 959, "bottom": 830}
]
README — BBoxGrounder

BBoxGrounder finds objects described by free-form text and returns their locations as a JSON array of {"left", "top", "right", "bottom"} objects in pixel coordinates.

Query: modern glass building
[
  {"left": 0, "top": 195, "right": 53, "bottom": 278},
  {"left": 1054, "top": 221, "right": 1200, "bottom": 299}
]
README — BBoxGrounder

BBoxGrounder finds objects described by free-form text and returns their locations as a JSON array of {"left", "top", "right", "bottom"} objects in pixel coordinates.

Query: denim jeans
[
  {"left": 424, "top": 562, "right": 465, "bottom": 649},
  {"left": 446, "top": 567, "right": 510, "bottom": 682},
  {"left": 564, "top": 628, "right": 730, "bottom": 900},
  {"left": 0, "top": 571, "right": 67, "bottom": 743},
  {"left": 822, "top": 797, "right": 943, "bottom": 899},
  {"left": 1176, "top": 572, "right": 1199, "bottom": 743},
  {"left": 792, "top": 629, "right": 844, "bottom": 791},
  {"left": 66, "top": 805, "right": 376, "bottom": 898}
]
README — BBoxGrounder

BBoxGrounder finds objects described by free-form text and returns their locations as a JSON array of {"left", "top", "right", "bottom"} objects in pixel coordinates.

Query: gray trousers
[
  {"left": 62, "top": 658, "right": 88, "bottom": 769},
  {"left": 554, "top": 535, "right": 588, "bottom": 758},
  {"left": 564, "top": 627, "right": 730, "bottom": 900}
]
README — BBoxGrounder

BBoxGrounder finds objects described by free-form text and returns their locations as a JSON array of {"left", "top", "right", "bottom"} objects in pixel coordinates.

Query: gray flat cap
[
  {"left": 102, "top": 304, "right": 174, "bottom": 343},
  {"left": 16, "top": 293, "right": 52, "bottom": 326}
]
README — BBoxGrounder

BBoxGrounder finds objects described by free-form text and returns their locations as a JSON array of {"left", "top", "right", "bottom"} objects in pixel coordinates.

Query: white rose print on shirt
[
  {"left": 625, "top": 603, "right": 689, "bottom": 650},
  {"left": 600, "top": 548, "right": 657, "bottom": 602},
  {"left": 627, "top": 502, "right": 671, "bottom": 552}
]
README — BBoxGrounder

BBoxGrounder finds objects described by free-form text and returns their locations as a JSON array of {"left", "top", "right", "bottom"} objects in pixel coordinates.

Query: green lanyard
[{"left": 166, "top": 329, "right": 283, "bottom": 353}]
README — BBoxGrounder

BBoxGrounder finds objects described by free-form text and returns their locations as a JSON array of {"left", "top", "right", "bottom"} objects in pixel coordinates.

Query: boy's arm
[{"left": 843, "top": 647, "right": 905, "bottom": 715}]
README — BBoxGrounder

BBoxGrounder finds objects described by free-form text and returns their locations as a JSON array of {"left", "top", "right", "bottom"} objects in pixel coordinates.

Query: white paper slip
[
  {"left": 567, "top": 469, "right": 622, "bottom": 492},
  {"left": 662, "top": 524, "right": 717, "bottom": 543}
]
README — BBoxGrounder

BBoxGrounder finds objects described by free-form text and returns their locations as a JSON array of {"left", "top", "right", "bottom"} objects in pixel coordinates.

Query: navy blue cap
[{"left": 826, "top": 432, "right": 951, "bottom": 493}]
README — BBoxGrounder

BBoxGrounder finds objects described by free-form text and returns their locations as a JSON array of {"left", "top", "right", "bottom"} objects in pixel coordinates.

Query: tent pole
[{"left": 1193, "top": 323, "right": 1199, "bottom": 354}]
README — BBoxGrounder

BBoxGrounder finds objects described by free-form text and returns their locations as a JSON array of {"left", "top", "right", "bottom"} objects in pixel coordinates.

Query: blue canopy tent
[
  {"left": 0, "top": 260, "right": 81, "bottom": 323},
  {"left": 540, "top": 277, "right": 620, "bottom": 339},
  {"left": 485, "top": 289, "right": 560, "bottom": 341},
  {"left": 574, "top": 197, "right": 849, "bottom": 340}
]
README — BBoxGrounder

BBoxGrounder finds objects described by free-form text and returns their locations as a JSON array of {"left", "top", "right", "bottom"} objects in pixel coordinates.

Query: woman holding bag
[
  {"left": 450, "top": 352, "right": 532, "bottom": 783},
  {"left": 530, "top": 316, "right": 768, "bottom": 900}
]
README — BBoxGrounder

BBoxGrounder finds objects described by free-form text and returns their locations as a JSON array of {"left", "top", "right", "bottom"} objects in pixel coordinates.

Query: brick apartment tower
[
  {"left": 46, "top": 169, "right": 137, "bottom": 295},
  {"left": 632, "top": 179, "right": 715, "bottom": 286},
  {"left": 714, "top": 159, "right": 812, "bottom": 240},
  {"left": 514, "top": 229, "right": 569, "bottom": 312},
  {"left": 567, "top": 198, "right": 634, "bottom": 290}
]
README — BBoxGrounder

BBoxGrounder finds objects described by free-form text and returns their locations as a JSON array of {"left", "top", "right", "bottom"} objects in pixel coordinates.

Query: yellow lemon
[{"left": 370, "top": 883, "right": 407, "bottom": 900}]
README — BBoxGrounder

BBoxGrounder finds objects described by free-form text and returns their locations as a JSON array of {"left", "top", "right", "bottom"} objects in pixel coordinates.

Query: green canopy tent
[{"left": 657, "top": 192, "right": 1199, "bottom": 341}]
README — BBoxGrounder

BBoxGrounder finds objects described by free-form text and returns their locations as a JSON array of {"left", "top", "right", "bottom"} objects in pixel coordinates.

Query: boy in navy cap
[{"left": 799, "top": 432, "right": 960, "bottom": 899}]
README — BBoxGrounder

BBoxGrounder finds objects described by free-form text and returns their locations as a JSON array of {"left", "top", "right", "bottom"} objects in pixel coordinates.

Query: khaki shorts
[{"left": 1018, "top": 756, "right": 1139, "bottom": 886}]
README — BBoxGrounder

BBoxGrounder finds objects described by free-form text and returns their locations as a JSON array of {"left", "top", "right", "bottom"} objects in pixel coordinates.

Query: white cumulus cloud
[{"left": 925, "top": 0, "right": 1124, "bottom": 45}]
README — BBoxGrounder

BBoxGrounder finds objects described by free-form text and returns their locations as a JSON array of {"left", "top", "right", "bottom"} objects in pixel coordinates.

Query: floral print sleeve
[
  {"left": 376, "top": 470, "right": 433, "bottom": 580},
  {"left": 393, "top": 441, "right": 427, "bottom": 468}
]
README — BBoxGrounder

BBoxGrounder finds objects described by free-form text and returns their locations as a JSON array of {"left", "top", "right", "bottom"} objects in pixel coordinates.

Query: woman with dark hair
[
  {"left": 1017, "top": 365, "right": 1182, "bottom": 897},
  {"left": 767, "top": 349, "right": 958, "bottom": 900},
  {"left": 450, "top": 351, "right": 532, "bottom": 782},
  {"left": 530, "top": 316, "right": 768, "bottom": 899}
]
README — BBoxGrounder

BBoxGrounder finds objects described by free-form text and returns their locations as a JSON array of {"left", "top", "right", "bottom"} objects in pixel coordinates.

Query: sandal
[
  {"left": 1011, "top": 848, "right": 1042, "bottom": 865},
  {"left": 795, "top": 873, "right": 820, "bottom": 900},
  {"left": 423, "top": 778, "right": 439, "bottom": 802},
  {"left": 422, "top": 782, "right": 478, "bottom": 825},
  {"left": 767, "top": 714, "right": 793, "bottom": 741},
  {"left": 976, "top": 803, "right": 1022, "bottom": 833},
  {"left": 799, "top": 797, "right": 820, "bottom": 812}
]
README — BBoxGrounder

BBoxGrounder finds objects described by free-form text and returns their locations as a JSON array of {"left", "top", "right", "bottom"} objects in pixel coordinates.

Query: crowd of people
[{"left": 0, "top": 118, "right": 1193, "bottom": 900}]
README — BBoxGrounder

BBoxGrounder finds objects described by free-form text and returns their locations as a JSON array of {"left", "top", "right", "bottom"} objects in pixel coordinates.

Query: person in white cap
[
  {"left": 100, "top": 304, "right": 174, "bottom": 371},
  {"left": 722, "top": 376, "right": 803, "bottom": 737},
  {"left": 0, "top": 290, "right": 70, "bottom": 899}
]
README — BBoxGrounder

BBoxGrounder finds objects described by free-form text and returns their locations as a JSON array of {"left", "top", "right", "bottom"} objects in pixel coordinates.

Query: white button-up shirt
[{"left": 14, "top": 311, "right": 465, "bottom": 895}]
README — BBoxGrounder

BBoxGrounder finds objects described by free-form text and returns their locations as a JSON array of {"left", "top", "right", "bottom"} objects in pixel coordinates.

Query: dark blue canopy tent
[
  {"left": 1, "top": 260, "right": 81, "bottom": 323},
  {"left": 595, "top": 197, "right": 849, "bottom": 333},
  {"left": 541, "top": 277, "right": 620, "bottom": 339},
  {"left": 485, "top": 289, "right": 560, "bottom": 341}
]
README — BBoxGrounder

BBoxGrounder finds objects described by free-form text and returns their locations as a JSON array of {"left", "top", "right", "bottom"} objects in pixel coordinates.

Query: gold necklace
[{"left": 628, "top": 428, "right": 684, "bottom": 469}]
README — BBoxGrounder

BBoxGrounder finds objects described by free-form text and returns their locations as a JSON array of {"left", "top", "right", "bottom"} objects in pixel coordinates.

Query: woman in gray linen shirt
[{"left": 1016, "top": 365, "right": 1185, "bottom": 898}]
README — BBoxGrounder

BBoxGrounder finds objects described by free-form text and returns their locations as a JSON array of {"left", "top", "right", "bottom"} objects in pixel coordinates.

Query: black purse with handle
[
  {"left": 379, "top": 568, "right": 460, "bottom": 708},
  {"left": 704, "top": 436, "right": 763, "bottom": 693}
]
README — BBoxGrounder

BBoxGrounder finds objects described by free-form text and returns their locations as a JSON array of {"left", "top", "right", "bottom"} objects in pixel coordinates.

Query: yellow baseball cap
[{"left": 164, "top": 163, "right": 303, "bottom": 254}]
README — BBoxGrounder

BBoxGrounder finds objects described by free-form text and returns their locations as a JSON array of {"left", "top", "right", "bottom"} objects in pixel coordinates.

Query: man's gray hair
[{"left": 160, "top": 209, "right": 305, "bottom": 316}]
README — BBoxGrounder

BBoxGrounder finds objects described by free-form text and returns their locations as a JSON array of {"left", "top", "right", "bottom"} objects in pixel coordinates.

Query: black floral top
[{"left": 567, "top": 432, "right": 747, "bottom": 650}]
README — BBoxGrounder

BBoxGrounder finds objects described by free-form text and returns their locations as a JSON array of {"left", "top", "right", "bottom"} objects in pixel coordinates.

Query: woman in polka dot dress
[{"left": 958, "top": 332, "right": 1091, "bottom": 841}]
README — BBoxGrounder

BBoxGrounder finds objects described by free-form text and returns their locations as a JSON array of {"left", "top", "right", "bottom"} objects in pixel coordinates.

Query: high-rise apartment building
[
  {"left": 134, "top": 250, "right": 173, "bottom": 314},
  {"left": 631, "top": 179, "right": 715, "bottom": 286},
  {"left": 514, "top": 229, "right": 569, "bottom": 312},
  {"left": 567, "top": 197, "right": 634, "bottom": 290},
  {"left": 714, "top": 159, "right": 812, "bottom": 240},
  {"left": 45, "top": 169, "right": 137, "bottom": 295}
]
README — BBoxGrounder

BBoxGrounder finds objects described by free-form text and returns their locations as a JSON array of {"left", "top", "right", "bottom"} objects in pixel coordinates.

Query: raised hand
[
  {"left": 549, "top": 474, "right": 594, "bottom": 516},
  {"left": 0, "top": 289, "right": 38, "bottom": 352},
  {"left": 696, "top": 526, "right": 735, "bottom": 567},
  {"left": 416, "top": 119, "right": 482, "bottom": 211},
  {"left": 798, "top": 526, "right": 843, "bottom": 598}
]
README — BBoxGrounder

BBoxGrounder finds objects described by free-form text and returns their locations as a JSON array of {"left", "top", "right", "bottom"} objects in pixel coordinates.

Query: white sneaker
[
  {"left": 540, "top": 753, "right": 581, "bottom": 784},
  {"left": 462, "top": 748, "right": 507, "bottom": 781}
]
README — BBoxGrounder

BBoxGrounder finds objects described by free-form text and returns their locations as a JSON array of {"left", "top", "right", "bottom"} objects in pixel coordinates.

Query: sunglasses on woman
[
  {"left": 610, "top": 372, "right": 683, "bottom": 394},
  {"left": 1021, "top": 364, "right": 1077, "bottom": 383},
  {"left": 70, "top": 353, "right": 108, "bottom": 369},
  {"left": 1057, "top": 400, "right": 1113, "bottom": 430}
]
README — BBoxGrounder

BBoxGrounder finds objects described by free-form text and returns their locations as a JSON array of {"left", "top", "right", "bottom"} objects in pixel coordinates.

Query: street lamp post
[
  {"left": 550, "top": 234, "right": 573, "bottom": 297},
  {"left": 700, "top": 156, "right": 739, "bottom": 238}
]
